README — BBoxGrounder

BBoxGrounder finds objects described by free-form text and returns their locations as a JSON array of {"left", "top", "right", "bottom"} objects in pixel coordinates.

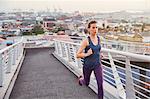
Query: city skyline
[{"left": 0, "top": 0, "right": 150, "bottom": 13}]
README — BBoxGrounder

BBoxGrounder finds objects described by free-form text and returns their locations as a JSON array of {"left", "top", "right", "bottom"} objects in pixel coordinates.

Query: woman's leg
[
  {"left": 94, "top": 66, "right": 103, "bottom": 99},
  {"left": 79, "top": 66, "right": 92, "bottom": 86}
]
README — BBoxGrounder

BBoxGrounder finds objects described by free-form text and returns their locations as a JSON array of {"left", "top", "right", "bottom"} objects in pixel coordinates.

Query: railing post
[
  {"left": 108, "top": 52, "right": 126, "bottom": 99},
  {"left": 12, "top": 46, "right": 16, "bottom": 65},
  {"left": 64, "top": 43, "right": 69, "bottom": 60},
  {"left": 70, "top": 45, "right": 75, "bottom": 62},
  {"left": 72, "top": 45, "right": 78, "bottom": 66},
  {"left": 0, "top": 54, "right": 3, "bottom": 87},
  {"left": 6, "top": 50, "right": 12, "bottom": 73},
  {"left": 56, "top": 41, "right": 59, "bottom": 54},
  {"left": 58, "top": 42, "right": 62, "bottom": 57},
  {"left": 67, "top": 44, "right": 73, "bottom": 62},
  {"left": 60, "top": 42, "right": 64, "bottom": 57},
  {"left": 54, "top": 41, "right": 58, "bottom": 54},
  {"left": 16, "top": 45, "right": 19, "bottom": 60},
  {"left": 125, "top": 56, "right": 136, "bottom": 99},
  {"left": 62, "top": 43, "right": 69, "bottom": 59},
  {"left": 61, "top": 43, "right": 66, "bottom": 57},
  {"left": 17, "top": 44, "right": 20, "bottom": 57},
  {"left": 20, "top": 43, "right": 24, "bottom": 57}
]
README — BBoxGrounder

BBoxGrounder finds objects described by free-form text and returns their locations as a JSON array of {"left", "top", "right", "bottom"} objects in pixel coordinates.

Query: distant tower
[
  {"left": 29, "top": 9, "right": 34, "bottom": 12},
  {"left": 58, "top": 7, "right": 62, "bottom": 13},
  {"left": 53, "top": 6, "right": 57, "bottom": 13},
  {"left": 47, "top": 8, "right": 50, "bottom": 13},
  {"left": 13, "top": 9, "right": 17, "bottom": 12}
]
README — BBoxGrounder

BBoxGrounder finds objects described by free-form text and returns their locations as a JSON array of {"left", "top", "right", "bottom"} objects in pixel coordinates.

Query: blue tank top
[{"left": 83, "top": 36, "right": 101, "bottom": 69}]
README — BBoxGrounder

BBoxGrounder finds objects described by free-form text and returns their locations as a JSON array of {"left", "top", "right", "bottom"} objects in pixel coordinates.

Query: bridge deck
[{"left": 10, "top": 48, "right": 97, "bottom": 99}]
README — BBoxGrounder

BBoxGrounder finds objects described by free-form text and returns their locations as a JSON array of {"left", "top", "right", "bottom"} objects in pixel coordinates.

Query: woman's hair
[
  {"left": 87, "top": 20, "right": 97, "bottom": 28},
  {"left": 84, "top": 28, "right": 88, "bottom": 34}
]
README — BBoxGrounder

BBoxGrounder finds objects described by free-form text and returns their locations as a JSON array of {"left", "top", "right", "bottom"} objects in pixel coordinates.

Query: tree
[
  {"left": 51, "top": 26, "right": 65, "bottom": 33},
  {"left": 40, "top": 21, "right": 43, "bottom": 24},
  {"left": 22, "top": 32, "right": 32, "bottom": 35},
  {"left": 31, "top": 25, "right": 44, "bottom": 35}
]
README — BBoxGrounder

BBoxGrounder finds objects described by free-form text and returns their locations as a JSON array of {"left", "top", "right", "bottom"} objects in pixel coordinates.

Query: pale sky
[{"left": 0, "top": 0, "right": 149, "bottom": 12}]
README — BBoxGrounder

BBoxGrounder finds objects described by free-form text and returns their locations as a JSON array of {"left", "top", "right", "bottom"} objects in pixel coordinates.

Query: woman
[{"left": 76, "top": 20, "right": 103, "bottom": 99}]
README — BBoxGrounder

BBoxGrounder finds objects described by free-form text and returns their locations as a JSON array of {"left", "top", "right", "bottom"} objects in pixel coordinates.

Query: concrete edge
[
  {"left": 52, "top": 52, "right": 119, "bottom": 99},
  {"left": 3, "top": 50, "right": 26, "bottom": 99},
  {"left": 24, "top": 44, "right": 54, "bottom": 49}
]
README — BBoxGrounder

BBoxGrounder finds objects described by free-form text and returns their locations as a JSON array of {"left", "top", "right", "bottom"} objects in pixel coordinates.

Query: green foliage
[
  {"left": 51, "top": 26, "right": 65, "bottom": 33},
  {"left": 40, "top": 21, "right": 43, "bottom": 24},
  {"left": 32, "top": 25, "right": 44, "bottom": 35},
  {"left": 22, "top": 32, "right": 32, "bottom": 35}
]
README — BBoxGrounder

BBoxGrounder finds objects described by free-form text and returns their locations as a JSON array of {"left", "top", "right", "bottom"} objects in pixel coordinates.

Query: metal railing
[
  {"left": 0, "top": 37, "right": 24, "bottom": 87},
  {"left": 59, "top": 36, "right": 150, "bottom": 55},
  {"left": 23, "top": 35, "right": 74, "bottom": 48},
  {"left": 54, "top": 39, "right": 150, "bottom": 99},
  {"left": 23, "top": 36, "right": 54, "bottom": 48},
  {"left": 101, "top": 39, "right": 150, "bottom": 55}
]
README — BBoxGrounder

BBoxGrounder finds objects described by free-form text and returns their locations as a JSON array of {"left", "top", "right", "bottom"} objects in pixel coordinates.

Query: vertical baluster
[
  {"left": 70, "top": 45, "right": 74, "bottom": 63},
  {"left": 18, "top": 44, "right": 21, "bottom": 57},
  {"left": 56, "top": 41, "right": 59, "bottom": 54},
  {"left": 54, "top": 41, "right": 58, "bottom": 54},
  {"left": 0, "top": 54, "right": 3, "bottom": 87},
  {"left": 64, "top": 43, "right": 68, "bottom": 59},
  {"left": 6, "top": 49, "right": 12, "bottom": 73},
  {"left": 58, "top": 42, "right": 62, "bottom": 57},
  {"left": 61, "top": 43, "right": 65, "bottom": 57},
  {"left": 72, "top": 45, "right": 78, "bottom": 67},
  {"left": 64, "top": 43, "right": 67, "bottom": 57},
  {"left": 108, "top": 52, "right": 126, "bottom": 99},
  {"left": 12, "top": 46, "right": 16, "bottom": 65},
  {"left": 20, "top": 43, "right": 23, "bottom": 56},
  {"left": 59, "top": 42, "right": 63, "bottom": 57},
  {"left": 16, "top": 45, "right": 19, "bottom": 60},
  {"left": 67, "top": 44, "right": 72, "bottom": 62},
  {"left": 125, "top": 56, "right": 136, "bottom": 99}
]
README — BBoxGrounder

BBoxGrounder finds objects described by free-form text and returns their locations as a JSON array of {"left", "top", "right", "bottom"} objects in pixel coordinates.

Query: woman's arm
[{"left": 76, "top": 39, "right": 92, "bottom": 58}]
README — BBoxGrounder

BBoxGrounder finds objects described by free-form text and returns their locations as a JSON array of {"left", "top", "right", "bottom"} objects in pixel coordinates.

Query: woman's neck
[{"left": 90, "top": 34, "right": 97, "bottom": 39}]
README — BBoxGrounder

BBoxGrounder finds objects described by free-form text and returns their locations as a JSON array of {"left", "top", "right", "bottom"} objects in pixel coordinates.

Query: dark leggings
[{"left": 80, "top": 66, "right": 103, "bottom": 99}]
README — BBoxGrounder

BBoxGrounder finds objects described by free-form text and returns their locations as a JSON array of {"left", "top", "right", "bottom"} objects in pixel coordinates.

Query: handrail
[
  {"left": 54, "top": 39, "right": 150, "bottom": 61},
  {"left": 0, "top": 37, "right": 23, "bottom": 54},
  {"left": 54, "top": 39, "right": 150, "bottom": 99},
  {"left": 102, "top": 48, "right": 150, "bottom": 61},
  {"left": 0, "top": 37, "right": 24, "bottom": 88}
]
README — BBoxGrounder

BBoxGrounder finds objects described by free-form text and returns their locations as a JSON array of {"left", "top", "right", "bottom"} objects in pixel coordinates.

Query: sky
[{"left": 0, "top": 0, "right": 149, "bottom": 12}]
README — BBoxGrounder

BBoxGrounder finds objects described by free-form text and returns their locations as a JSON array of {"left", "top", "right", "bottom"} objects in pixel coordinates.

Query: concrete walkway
[{"left": 10, "top": 48, "right": 97, "bottom": 99}]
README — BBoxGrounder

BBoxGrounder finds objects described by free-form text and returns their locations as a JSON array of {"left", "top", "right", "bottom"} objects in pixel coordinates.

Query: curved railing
[
  {"left": 101, "top": 39, "right": 150, "bottom": 55},
  {"left": 53, "top": 39, "right": 150, "bottom": 99},
  {"left": 60, "top": 36, "right": 150, "bottom": 55},
  {"left": 0, "top": 37, "right": 24, "bottom": 98}
]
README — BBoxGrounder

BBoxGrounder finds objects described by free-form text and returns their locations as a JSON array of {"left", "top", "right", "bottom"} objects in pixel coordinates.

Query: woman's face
[{"left": 88, "top": 23, "right": 98, "bottom": 35}]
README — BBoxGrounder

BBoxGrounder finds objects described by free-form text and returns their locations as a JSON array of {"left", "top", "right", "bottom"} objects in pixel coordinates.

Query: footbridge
[{"left": 0, "top": 36, "right": 149, "bottom": 99}]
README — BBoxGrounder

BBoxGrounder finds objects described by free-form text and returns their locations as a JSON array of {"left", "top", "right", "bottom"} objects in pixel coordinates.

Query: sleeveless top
[{"left": 83, "top": 36, "right": 101, "bottom": 69}]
